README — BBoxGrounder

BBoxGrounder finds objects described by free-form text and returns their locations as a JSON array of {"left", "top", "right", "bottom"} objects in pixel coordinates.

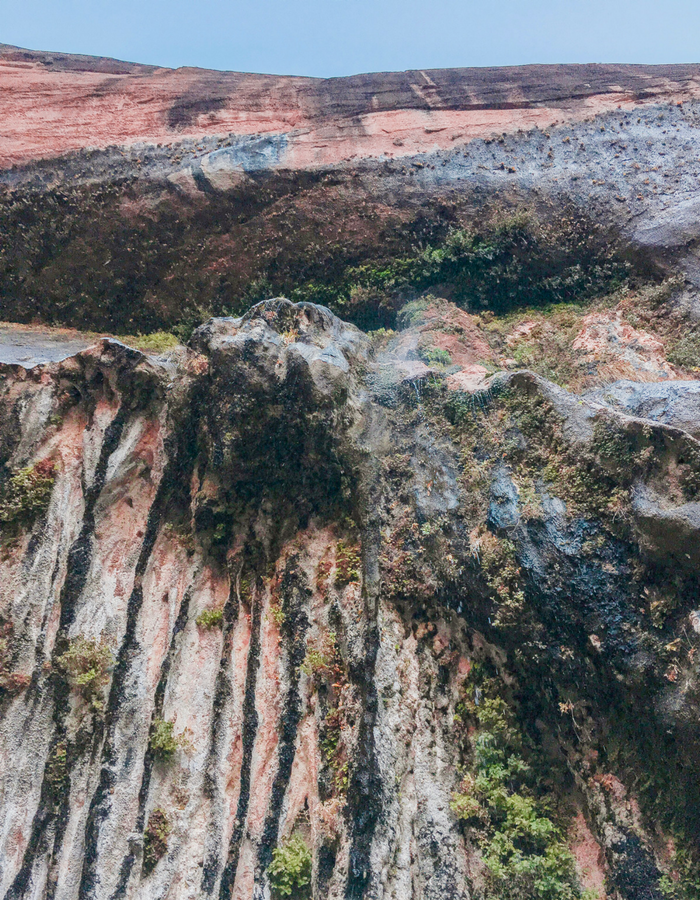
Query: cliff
[
  {"left": 3, "top": 47, "right": 700, "bottom": 334},
  {"left": 2, "top": 46, "right": 700, "bottom": 900}
]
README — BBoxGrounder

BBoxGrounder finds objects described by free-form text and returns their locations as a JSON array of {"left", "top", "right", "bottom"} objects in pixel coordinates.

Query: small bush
[
  {"left": 268, "top": 834, "right": 312, "bottom": 898},
  {"left": 57, "top": 635, "right": 113, "bottom": 711},
  {"left": 334, "top": 541, "right": 361, "bottom": 589},
  {"left": 0, "top": 619, "right": 23, "bottom": 693},
  {"left": 196, "top": 608, "right": 224, "bottom": 629},
  {"left": 143, "top": 808, "right": 171, "bottom": 874},
  {"left": 419, "top": 346, "right": 453, "bottom": 367},
  {"left": 0, "top": 459, "right": 56, "bottom": 532},
  {"left": 668, "top": 332, "right": 700, "bottom": 369},
  {"left": 149, "top": 717, "right": 186, "bottom": 761},
  {"left": 451, "top": 688, "right": 582, "bottom": 900}
]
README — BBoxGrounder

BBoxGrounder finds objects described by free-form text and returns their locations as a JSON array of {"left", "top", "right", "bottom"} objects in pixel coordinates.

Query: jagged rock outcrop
[{"left": 1, "top": 298, "right": 700, "bottom": 899}]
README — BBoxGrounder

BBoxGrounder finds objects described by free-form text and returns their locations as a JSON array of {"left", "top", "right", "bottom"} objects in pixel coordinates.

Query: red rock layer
[{"left": 2, "top": 43, "right": 700, "bottom": 169}]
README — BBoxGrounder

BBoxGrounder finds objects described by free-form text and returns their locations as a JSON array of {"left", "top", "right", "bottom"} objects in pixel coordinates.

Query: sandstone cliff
[{"left": 2, "top": 46, "right": 700, "bottom": 900}]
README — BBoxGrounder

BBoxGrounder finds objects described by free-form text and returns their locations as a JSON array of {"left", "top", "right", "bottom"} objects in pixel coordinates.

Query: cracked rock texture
[
  {"left": 0, "top": 298, "right": 699, "bottom": 900},
  {"left": 4, "top": 46, "right": 700, "bottom": 900}
]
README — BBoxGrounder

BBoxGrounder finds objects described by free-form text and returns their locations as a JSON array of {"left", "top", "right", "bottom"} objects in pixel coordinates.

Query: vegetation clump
[
  {"left": 293, "top": 212, "right": 631, "bottom": 328},
  {"left": 419, "top": 345, "right": 453, "bottom": 367},
  {"left": 143, "top": 808, "right": 172, "bottom": 874},
  {"left": 149, "top": 717, "right": 187, "bottom": 761},
  {"left": 195, "top": 607, "right": 224, "bottom": 629},
  {"left": 668, "top": 331, "right": 700, "bottom": 370},
  {"left": 476, "top": 531, "right": 526, "bottom": 626},
  {"left": 302, "top": 631, "right": 339, "bottom": 678},
  {"left": 0, "top": 459, "right": 56, "bottom": 533},
  {"left": 334, "top": 540, "right": 361, "bottom": 589},
  {"left": 320, "top": 706, "right": 349, "bottom": 796},
  {"left": 45, "top": 741, "right": 68, "bottom": 799},
  {"left": 451, "top": 684, "right": 583, "bottom": 900},
  {"left": 268, "top": 833, "right": 312, "bottom": 898},
  {"left": 57, "top": 635, "right": 113, "bottom": 711}
]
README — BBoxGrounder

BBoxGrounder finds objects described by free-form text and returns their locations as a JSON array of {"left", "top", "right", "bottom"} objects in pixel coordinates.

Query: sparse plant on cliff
[
  {"left": 668, "top": 331, "right": 700, "bottom": 370},
  {"left": 149, "top": 717, "right": 188, "bottom": 761},
  {"left": 143, "top": 808, "right": 172, "bottom": 874},
  {"left": 195, "top": 607, "right": 224, "bottom": 629},
  {"left": 45, "top": 741, "right": 68, "bottom": 799},
  {"left": 302, "top": 631, "right": 339, "bottom": 677},
  {"left": 268, "top": 834, "right": 312, "bottom": 898},
  {"left": 334, "top": 540, "right": 361, "bottom": 589},
  {"left": 320, "top": 706, "right": 349, "bottom": 796},
  {"left": 0, "top": 459, "right": 56, "bottom": 533},
  {"left": 57, "top": 635, "right": 113, "bottom": 711}
]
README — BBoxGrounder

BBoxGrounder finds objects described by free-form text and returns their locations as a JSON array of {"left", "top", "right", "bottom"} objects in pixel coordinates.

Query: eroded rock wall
[{"left": 0, "top": 300, "right": 699, "bottom": 899}]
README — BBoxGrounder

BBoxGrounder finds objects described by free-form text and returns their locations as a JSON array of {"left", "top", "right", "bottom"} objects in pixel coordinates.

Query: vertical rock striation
[{"left": 0, "top": 299, "right": 700, "bottom": 899}]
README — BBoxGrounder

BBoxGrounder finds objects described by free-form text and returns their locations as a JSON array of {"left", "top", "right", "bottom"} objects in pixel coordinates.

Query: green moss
[
  {"left": 268, "top": 834, "right": 312, "bottom": 898},
  {"left": 0, "top": 459, "right": 56, "bottom": 533},
  {"left": 57, "top": 635, "right": 113, "bottom": 711},
  {"left": 143, "top": 808, "right": 171, "bottom": 874},
  {"left": 149, "top": 717, "right": 186, "bottom": 761},
  {"left": 295, "top": 212, "right": 630, "bottom": 325},
  {"left": 195, "top": 608, "right": 224, "bottom": 629},
  {"left": 118, "top": 331, "right": 180, "bottom": 354}
]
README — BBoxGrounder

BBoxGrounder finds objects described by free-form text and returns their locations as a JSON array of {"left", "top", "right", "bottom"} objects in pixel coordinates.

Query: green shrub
[
  {"left": 452, "top": 690, "right": 582, "bottom": 900},
  {"left": 149, "top": 717, "right": 186, "bottom": 761},
  {"left": 196, "top": 608, "right": 224, "bottom": 629},
  {"left": 668, "top": 332, "right": 700, "bottom": 369},
  {"left": 57, "top": 635, "right": 113, "bottom": 711},
  {"left": 0, "top": 459, "right": 56, "bottom": 532},
  {"left": 143, "top": 808, "right": 171, "bottom": 874},
  {"left": 419, "top": 346, "right": 453, "bottom": 367},
  {"left": 268, "top": 834, "right": 312, "bottom": 898}
]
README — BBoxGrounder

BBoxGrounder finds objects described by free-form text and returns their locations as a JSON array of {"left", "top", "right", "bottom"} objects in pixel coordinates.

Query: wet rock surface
[{"left": 0, "top": 299, "right": 698, "bottom": 899}]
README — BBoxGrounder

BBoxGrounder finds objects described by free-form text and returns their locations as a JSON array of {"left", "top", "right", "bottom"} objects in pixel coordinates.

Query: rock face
[
  {"left": 4, "top": 46, "right": 700, "bottom": 900},
  {"left": 4, "top": 46, "right": 700, "bottom": 333},
  {"left": 1, "top": 298, "right": 700, "bottom": 899}
]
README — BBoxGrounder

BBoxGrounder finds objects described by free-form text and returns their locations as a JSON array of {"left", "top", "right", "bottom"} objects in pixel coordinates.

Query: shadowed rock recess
[{"left": 3, "top": 48, "right": 700, "bottom": 900}]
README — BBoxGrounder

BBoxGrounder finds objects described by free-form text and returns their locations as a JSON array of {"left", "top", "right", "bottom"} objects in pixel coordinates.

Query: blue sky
[{"left": 3, "top": 0, "right": 700, "bottom": 77}]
